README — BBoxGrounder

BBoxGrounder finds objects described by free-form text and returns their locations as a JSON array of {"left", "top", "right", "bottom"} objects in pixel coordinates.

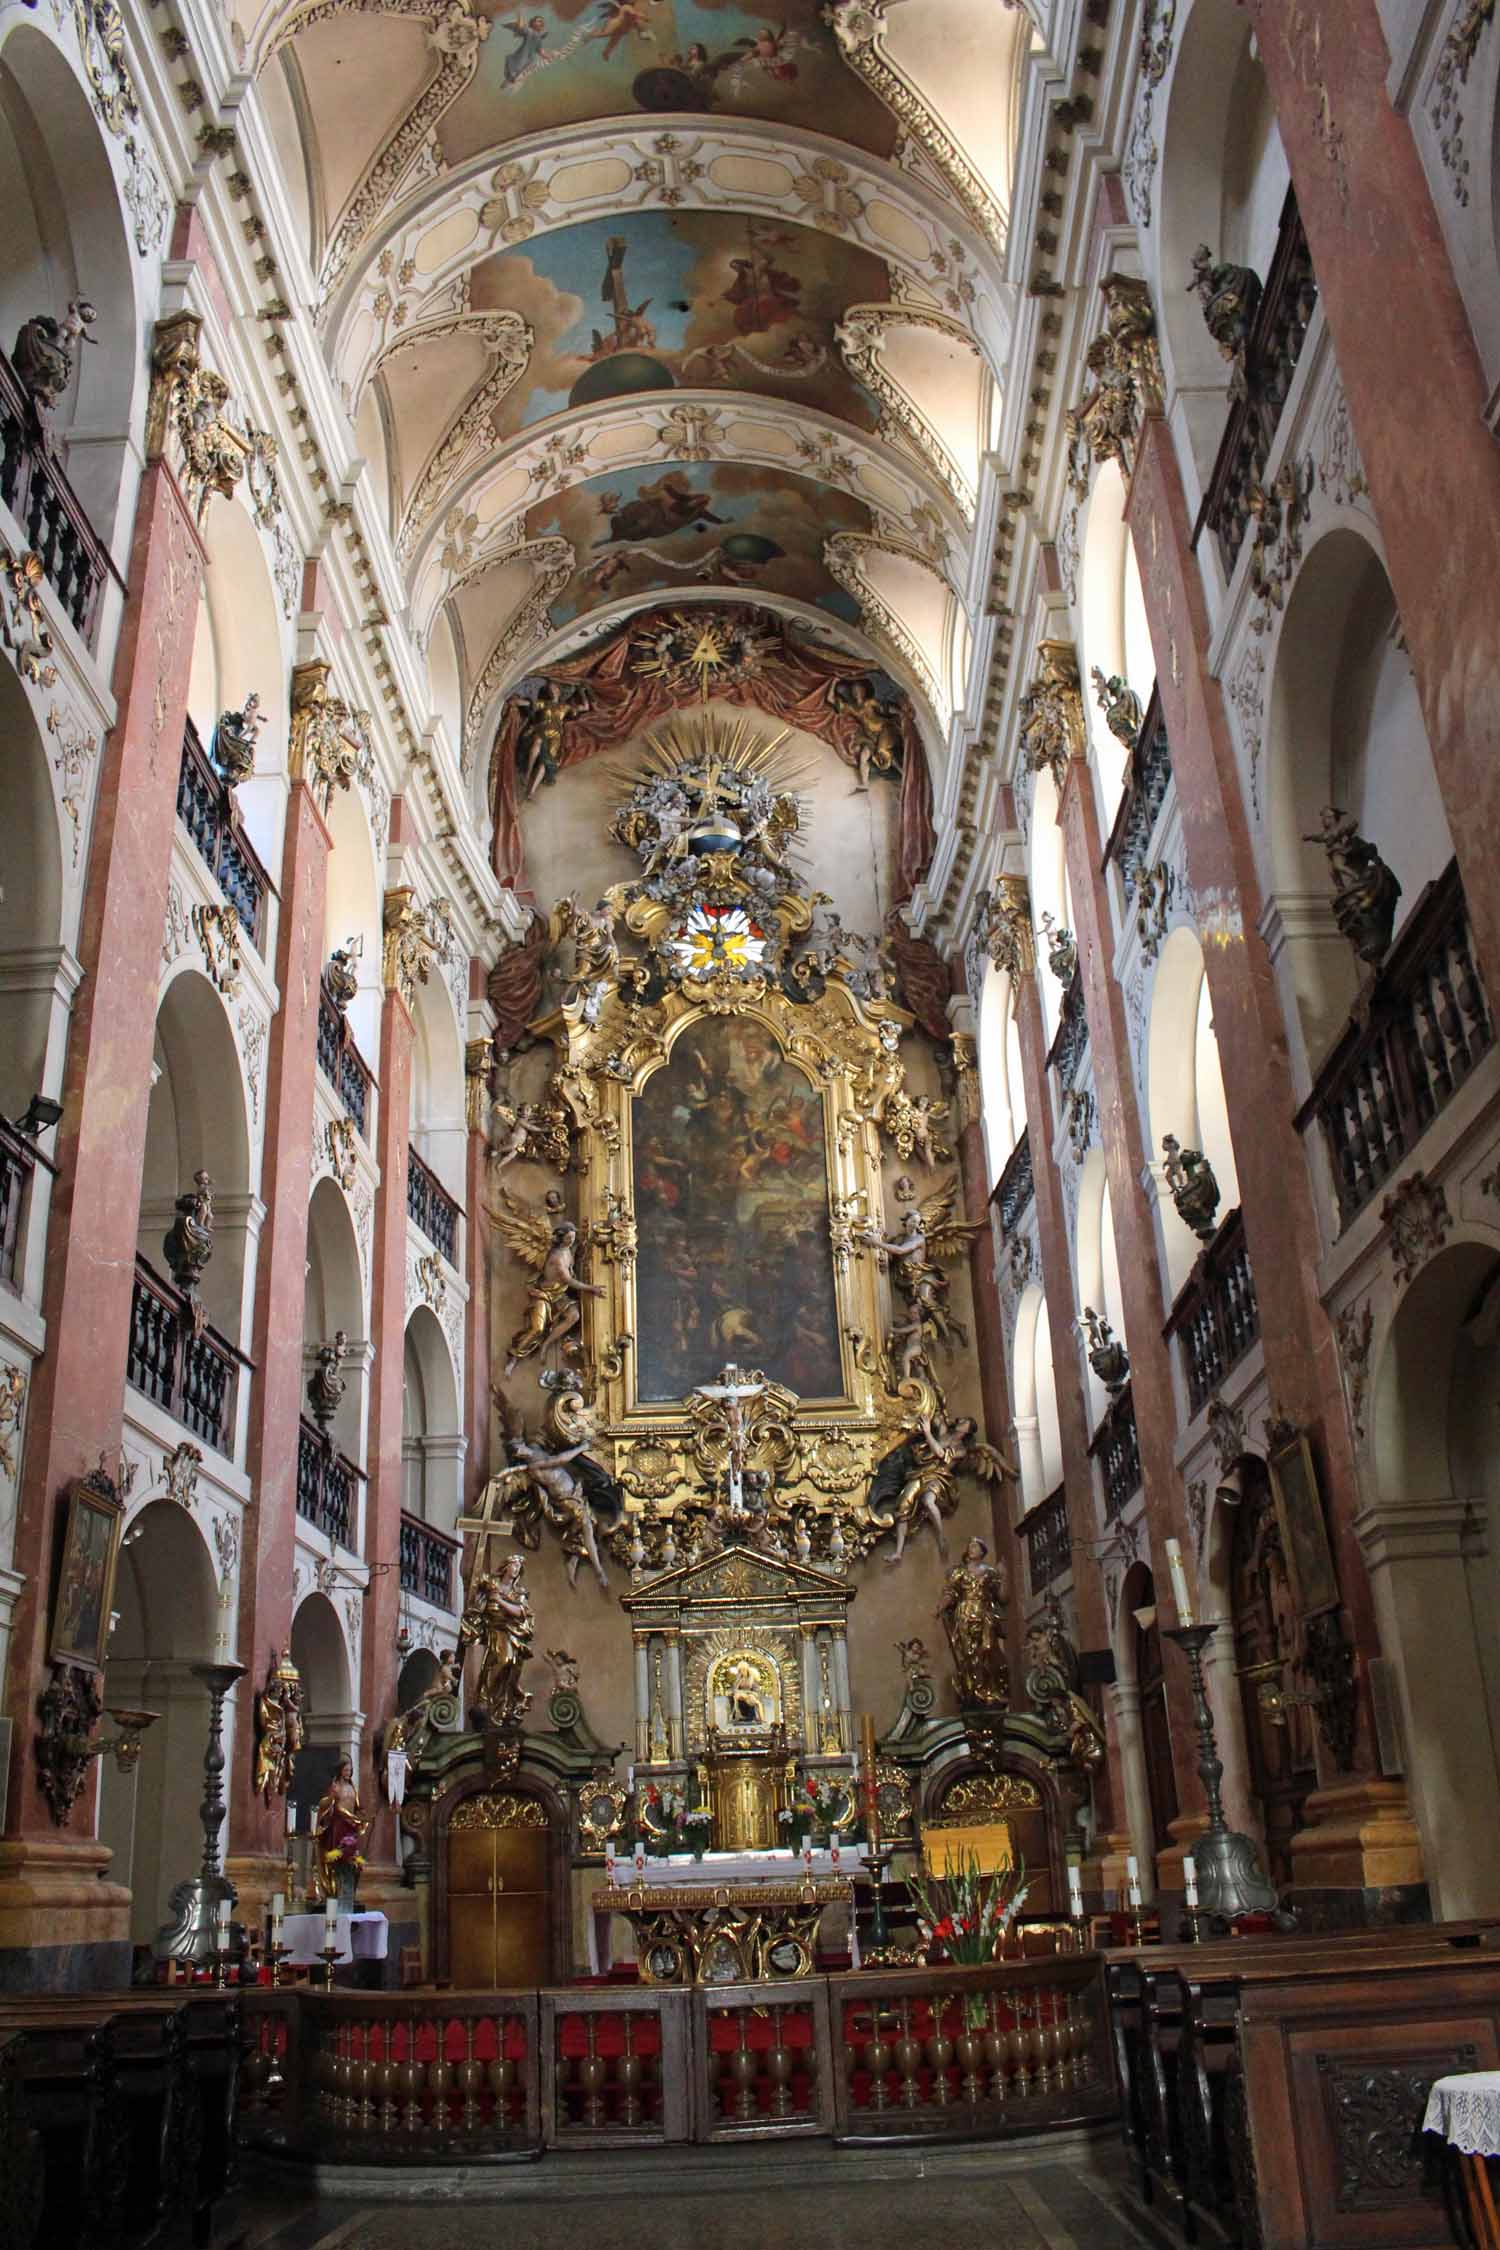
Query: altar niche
[{"left": 624, "top": 1547, "right": 857, "bottom": 1854}]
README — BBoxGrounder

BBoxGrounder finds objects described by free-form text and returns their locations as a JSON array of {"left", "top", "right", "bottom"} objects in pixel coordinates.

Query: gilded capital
[
  {"left": 465, "top": 1035, "right": 494, "bottom": 1132},
  {"left": 289, "top": 658, "right": 363, "bottom": 809},
  {"left": 383, "top": 885, "right": 453, "bottom": 1008},
  {"left": 981, "top": 875, "right": 1036, "bottom": 979},
  {"left": 147, "top": 312, "right": 249, "bottom": 522},
  {"left": 1017, "top": 641, "right": 1085, "bottom": 792}
]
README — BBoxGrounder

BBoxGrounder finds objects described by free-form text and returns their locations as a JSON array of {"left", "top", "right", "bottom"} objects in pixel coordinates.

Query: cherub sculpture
[
  {"left": 883, "top": 1089, "right": 952, "bottom": 1170},
  {"left": 494, "top": 1188, "right": 604, "bottom": 1376},
  {"left": 867, "top": 1411, "right": 1014, "bottom": 1565}
]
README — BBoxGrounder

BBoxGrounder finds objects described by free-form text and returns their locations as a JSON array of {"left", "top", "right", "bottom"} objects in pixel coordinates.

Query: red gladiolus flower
[
  {"left": 806, "top": 1780, "right": 819, "bottom": 1798},
  {"left": 933, "top": 1915, "right": 955, "bottom": 1941},
  {"left": 960, "top": 1915, "right": 975, "bottom": 1934},
  {"left": 647, "top": 1783, "right": 660, "bottom": 1804}
]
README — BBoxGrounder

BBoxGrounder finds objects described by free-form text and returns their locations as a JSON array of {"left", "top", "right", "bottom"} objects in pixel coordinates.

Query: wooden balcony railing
[
  {"left": 1195, "top": 188, "right": 1319, "bottom": 577},
  {"left": 0, "top": 1116, "right": 48, "bottom": 1287},
  {"left": 0, "top": 348, "right": 122, "bottom": 645},
  {"left": 993, "top": 1127, "right": 1034, "bottom": 1238},
  {"left": 127, "top": 1256, "right": 247, "bottom": 1456},
  {"left": 297, "top": 1416, "right": 363, "bottom": 1550},
  {"left": 316, "top": 976, "right": 375, "bottom": 1140},
  {"left": 1163, "top": 1206, "right": 1261, "bottom": 1419},
  {"left": 407, "top": 1145, "right": 461, "bottom": 1266},
  {"left": 1103, "top": 687, "right": 1173, "bottom": 900},
  {"left": 400, "top": 1509, "right": 459, "bottom": 1611},
  {"left": 176, "top": 718, "right": 273, "bottom": 951},
  {"left": 1046, "top": 973, "right": 1089, "bottom": 1092},
  {"left": 1020, "top": 1484, "right": 1072, "bottom": 1598},
  {"left": 1091, "top": 1383, "right": 1142, "bottom": 1521},
  {"left": 1296, "top": 859, "right": 1493, "bottom": 1228}
]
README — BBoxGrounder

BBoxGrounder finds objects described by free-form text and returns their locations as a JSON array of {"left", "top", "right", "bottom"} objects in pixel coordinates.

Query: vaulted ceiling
[{"left": 246, "top": 0, "right": 1027, "bottom": 773}]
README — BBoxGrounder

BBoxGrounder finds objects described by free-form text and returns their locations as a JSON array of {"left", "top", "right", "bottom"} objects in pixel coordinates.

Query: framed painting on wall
[
  {"left": 1266, "top": 1426, "right": 1340, "bottom": 1618},
  {"left": 49, "top": 1470, "right": 124, "bottom": 1671}
]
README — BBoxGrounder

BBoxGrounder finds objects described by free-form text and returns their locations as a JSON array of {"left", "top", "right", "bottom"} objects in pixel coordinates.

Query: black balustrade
[
  {"left": 407, "top": 1146, "right": 461, "bottom": 1265},
  {"left": 316, "top": 976, "right": 375, "bottom": 1139},
  {"left": 994, "top": 1127, "right": 1034, "bottom": 1237},
  {"left": 126, "top": 1257, "right": 245, "bottom": 1455},
  {"left": 400, "top": 1510, "right": 459, "bottom": 1610},
  {"left": 1048, "top": 974, "right": 1090, "bottom": 1092},
  {"left": 1021, "top": 1485, "right": 1072, "bottom": 1597},
  {"left": 1164, "top": 1207, "right": 1260, "bottom": 1419},
  {"left": 1104, "top": 689, "right": 1174, "bottom": 900},
  {"left": 0, "top": 1119, "right": 40, "bottom": 1286},
  {"left": 176, "top": 719, "right": 272, "bottom": 950},
  {"left": 0, "top": 348, "right": 121, "bottom": 642},
  {"left": 1092, "top": 1384, "right": 1142, "bottom": 1521},
  {"left": 296, "top": 1415, "right": 362, "bottom": 1550}
]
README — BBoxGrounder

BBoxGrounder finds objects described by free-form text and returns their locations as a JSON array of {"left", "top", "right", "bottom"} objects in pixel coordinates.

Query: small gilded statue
[
  {"left": 306, "top": 1331, "right": 348, "bottom": 1433},
  {"left": 831, "top": 674, "right": 903, "bottom": 790},
  {"left": 515, "top": 679, "right": 579, "bottom": 800},
  {"left": 1303, "top": 805, "right": 1402, "bottom": 966},
  {"left": 1023, "top": 1594, "right": 1105, "bottom": 1769},
  {"left": 162, "top": 1169, "right": 215, "bottom": 1294},
  {"left": 253, "top": 1648, "right": 304, "bottom": 1804},
  {"left": 937, "top": 1537, "right": 1010, "bottom": 1707},
  {"left": 494, "top": 1189, "right": 605, "bottom": 1376},
  {"left": 311, "top": 1756, "right": 372, "bottom": 1908},
  {"left": 212, "top": 693, "right": 266, "bottom": 788},
  {"left": 1187, "top": 245, "right": 1263, "bottom": 380},
  {"left": 857, "top": 1178, "right": 979, "bottom": 1359},
  {"left": 12, "top": 297, "right": 96, "bottom": 417},
  {"left": 458, "top": 1555, "right": 534, "bottom": 1732},
  {"left": 1038, "top": 912, "right": 1078, "bottom": 987},
  {"left": 1077, "top": 1306, "right": 1130, "bottom": 1394},
  {"left": 1161, "top": 1134, "right": 1222, "bottom": 1241}
]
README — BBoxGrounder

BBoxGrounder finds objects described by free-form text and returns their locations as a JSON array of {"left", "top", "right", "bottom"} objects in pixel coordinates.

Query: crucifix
[{"left": 688, "top": 1363, "right": 768, "bottom": 1515}]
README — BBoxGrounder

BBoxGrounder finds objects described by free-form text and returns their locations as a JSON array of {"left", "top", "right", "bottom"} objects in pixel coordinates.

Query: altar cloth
[
  {"left": 280, "top": 1909, "right": 388, "bottom": 1967},
  {"left": 588, "top": 1849, "right": 868, "bottom": 1973}
]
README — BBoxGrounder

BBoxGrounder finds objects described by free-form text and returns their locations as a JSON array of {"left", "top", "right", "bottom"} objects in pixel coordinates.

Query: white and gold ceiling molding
[
  {"left": 825, "top": 530, "right": 963, "bottom": 728},
  {"left": 835, "top": 303, "right": 995, "bottom": 519},
  {"left": 367, "top": 310, "right": 534, "bottom": 562},
  {"left": 407, "top": 394, "right": 966, "bottom": 630},
  {"left": 325, "top": 122, "right": 1010, "bottom": 388},
  {"left": 826, "top": 0, "right": 1026, "bottom": 247}
]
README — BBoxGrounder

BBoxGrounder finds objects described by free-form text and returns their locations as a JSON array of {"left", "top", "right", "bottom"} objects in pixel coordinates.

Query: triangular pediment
[{"left": 622, "top": 1543, "right": 853, "bottom": 1610}]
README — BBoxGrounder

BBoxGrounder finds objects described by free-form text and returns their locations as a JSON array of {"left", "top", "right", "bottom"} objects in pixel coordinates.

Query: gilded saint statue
[
  {"left": 458, "top": 1555, "right": 534, "bottom": 1731},
  {"left": 253, "top": 1648, "right": 303, "bottom": 1804},
  {"left": 311, "top": 1755, "right": 371, "bottom": 1908},
  {"left": 938, "top": 1537, "right": 1011, "bottom": 1706}
]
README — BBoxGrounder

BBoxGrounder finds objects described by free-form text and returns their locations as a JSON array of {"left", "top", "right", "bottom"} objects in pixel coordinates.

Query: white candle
[
  {"left": 324, "top": 1895, "right": 337, "bottom": 1929},
  {"left": 1183, "top": 1856, "right": 1199, "bottom": 1909},
  {"left": 216, "top": 1898, "right": 231, "bottom": 1933},
  {"left": 830, "top": 1832, "right": 841, "bottom": 1868},
  {"left": 1165, "top": 1537, "right": 1195, "bottom": 1627},
  {"left": 286, "top": 1800, "right": 297, "bottom": 1834},
  {"left": 1126, "top": 1854, "right": 1142, "bottom": 1906},
  {"left": 1068, "top": 1863, "right": 1084, "bottom": 1916},
  {"left": 270, "top": 1892, "right": 285, "bottom": 1921}
]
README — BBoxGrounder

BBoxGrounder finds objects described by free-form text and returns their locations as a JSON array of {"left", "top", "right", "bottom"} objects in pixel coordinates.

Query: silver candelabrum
[{"left": 1163, "top": 1623, "right": 1279, "bottom": 1922}]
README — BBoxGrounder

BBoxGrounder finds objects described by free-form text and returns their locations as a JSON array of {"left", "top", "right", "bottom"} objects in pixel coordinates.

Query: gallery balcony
[
  {"left": 407, "top": 1145, "right": 461, "bottom": 1266},
  {"left": 1046, "top": 972, "right": 1089, "bottom": 1093},
  {"left": 1195, "top": 188, "right": 1319, "bottom": 577},
  {"left": 1163, "top": 1207, "right": 1260, "bottom": 1419},
  {"left": 1103, "top": 688, "right": 1173, "bottom": 902},
  {"left": 316, "top": 974, "right": 376, "bottom": 1140},
  {"left": 0, "top": 345, "right": 122, "bottom": 645},
  {"left": 1091, "top": 1384, "right": 1142, "bottom": 1521},
  {"left": 176, "top": 718, "right": 274, "bottom": 953},
  {"left": 126, "top": 1255, "right": 248, "bottom": 1457},
  {"left": 296, "top": 1415, "right": 363, "bottom": 1551},
  {"left": 0, "top": 1115, "right": 52, "bottom": 1290},
  {"left": 993, "top": 1127, "right": 1034, "bottom": 1239},
  {"left": 1296, "top": 859, "right": 1492, "bottom": 1228},
  {"left": 400, "top": 1510, "right": 460, "bottom": 1613},
  {"left": 1020, "top": 1484, "right": 1071, "bottom": 1598}
]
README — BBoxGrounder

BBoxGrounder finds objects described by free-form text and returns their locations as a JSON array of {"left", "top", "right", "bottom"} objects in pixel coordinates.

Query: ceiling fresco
[
  {"left": 254, "top": 0, "right": 1023, "bottom": 786},
  {"left": 466, "top": 209, "right": 889, "bottom": 435},
  {"left": 430, "top": 0, "right": 899, "bottom": 167},
  {"left": 524, "top": 461, "right": 869, "bottom": 625}
]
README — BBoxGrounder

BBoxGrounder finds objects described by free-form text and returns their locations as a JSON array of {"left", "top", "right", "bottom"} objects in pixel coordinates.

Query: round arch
[
  {"left": 185, "top": 493, "right": 291, "bottom": 881},
  {"left": 1076, "top": 460, "right": 1156, "bottom": 827},
  {"left": 0, "top": 19, "right": 142, "bottom": 544},
  {"left": 977, "top": 962, "right": 1024, "bottom": 1188},
  {"left": 1027, "top": 765, "right": 1072, "bottom": 1043},
  {"left": 409, "top": 966, "right": 466, "bottom": 1203},
  {"left": 0, "top": 663, "right": 66, "bottom": 1117},
  {"left": 1011, "top": 1282, "right": 1063, "bottom": 1511},
  {"left": 288, "top": 1588, "right": 357, "bottom": 1827},
  {"left": 1075, "top": 1148, "right": 1126, "bottom": 1430},
  {"left": 141, "top": 968, "right": 255, "bottom": 1348},
  {"left": 1262, "top": 527, "right": 1452, "bottom": 1076},
  {"left": 323, "top": 783, "right": 384, "bottom": 1060},
  {"left": 305, "top": 1176, "right": 367, "bottom": 1465},
  {"left": 99, "top": 1498, "right": 221, "bottom": 1944},
  {"left": 404, "top": 1302, "right": 463, "bottom": 1533},
  {"left": 1146, "top": 924, "right": 1239, "bottom": 1295},
  {"left": 1366, "top": 1238, "right": 1500, "bottom": 1914}
]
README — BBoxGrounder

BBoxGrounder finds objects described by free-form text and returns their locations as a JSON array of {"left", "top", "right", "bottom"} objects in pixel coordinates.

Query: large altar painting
[{"left": 632, "top": 1015, "right": 842, "bottom": 1402}]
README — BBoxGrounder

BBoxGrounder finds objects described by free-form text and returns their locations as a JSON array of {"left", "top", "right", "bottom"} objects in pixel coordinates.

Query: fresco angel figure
[
  {"left": 869, "top": 1413, "right": 1015, "bottom": 1565},
  {"left": 857, "top": 1179, "right": 979, "bottom": 1355},
  {"left": 494, "top": 1189, "right": 604, "bottom": 1375}
]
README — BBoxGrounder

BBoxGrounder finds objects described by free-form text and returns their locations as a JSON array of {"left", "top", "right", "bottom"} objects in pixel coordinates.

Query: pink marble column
[
  {"left": 463, "top": 969, "right": 492, "bottom": 1517},
  {"left": 1, "top": 456, "right": 204, "bottom": 1922},
  {"left": 1242, "top": 0, "right": 1500, "bottom": 1002},
  {"left": 225, "top": 778, "right": 332, "bottom": 1892},
  {"left": 359, "top": 961, "right": 415, "bottom": 1876}
]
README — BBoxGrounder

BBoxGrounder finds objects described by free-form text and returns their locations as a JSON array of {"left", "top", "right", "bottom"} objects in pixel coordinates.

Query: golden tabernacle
[{"left": 705, "top": 1723, "right": 792, "bottom": 1853}]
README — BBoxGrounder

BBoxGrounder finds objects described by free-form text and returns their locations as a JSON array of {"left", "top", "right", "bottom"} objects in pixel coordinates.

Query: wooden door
[{"left": 445, "top": 1791, "right": 552, "bottom": 1987}]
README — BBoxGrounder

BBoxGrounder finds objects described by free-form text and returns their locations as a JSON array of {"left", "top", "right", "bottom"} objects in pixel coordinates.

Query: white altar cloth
[
  {"left": 588, "top": 1849, "right": 869, "bottom": 1974},
  {"left": 281, "top": 1909, "right": 389, "bottom": 1967}
]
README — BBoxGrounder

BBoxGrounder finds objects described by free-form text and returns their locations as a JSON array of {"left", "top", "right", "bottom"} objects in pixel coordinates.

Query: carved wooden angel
[
  {"left": 493, "top": 1186, "right": 603, "bottom": 1377},
  {"left": 858, "top": 1178, "right": 980, "bottom": 1354},
  {"left": 867, "top": 1411, "right": 1015, "bottom": 1564}
]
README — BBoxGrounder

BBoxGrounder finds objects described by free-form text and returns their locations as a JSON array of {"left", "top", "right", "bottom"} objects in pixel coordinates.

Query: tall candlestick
[
  {"left": 860, "top": 1714, "right": 880, "bottom": 1847},
  {"left": 1165, "top": 1538, "right": 1195, "bottom": 1628},
  {"left": 1126, "top": 1854, "right": 1142, "bottom": 1907},
  {"left": 1068, "top": 1863, "right": 1084, "bottom": 1916}
]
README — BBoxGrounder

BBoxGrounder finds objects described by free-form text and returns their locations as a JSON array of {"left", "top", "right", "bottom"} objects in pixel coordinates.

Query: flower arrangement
[
  {"left": 641, "top": 1783, "right": 713, "bottom": 1857},
  {"left": 906, "top": 1850, "right": 1029, "bottom": 1969},
  {"left": 777, "top": 1771, "right": 859, "bottom": 1846}
]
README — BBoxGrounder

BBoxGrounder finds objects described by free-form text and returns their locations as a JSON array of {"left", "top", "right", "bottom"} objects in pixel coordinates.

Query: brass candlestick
[
  {"left": 1163, "top": 1624, "right": 1278, "bottom": 1919},
  {"left": 1070, "top": 1913, "right": 1091, "bottom": 1954},
  {"left": 319, "top": 1940, "right": 340, "bottom": 1986}
]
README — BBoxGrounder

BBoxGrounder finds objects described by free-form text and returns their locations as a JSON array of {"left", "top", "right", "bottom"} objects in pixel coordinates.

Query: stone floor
[{"left": 213, "top": 2134, "right": 1168, "bottom": 2250}]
